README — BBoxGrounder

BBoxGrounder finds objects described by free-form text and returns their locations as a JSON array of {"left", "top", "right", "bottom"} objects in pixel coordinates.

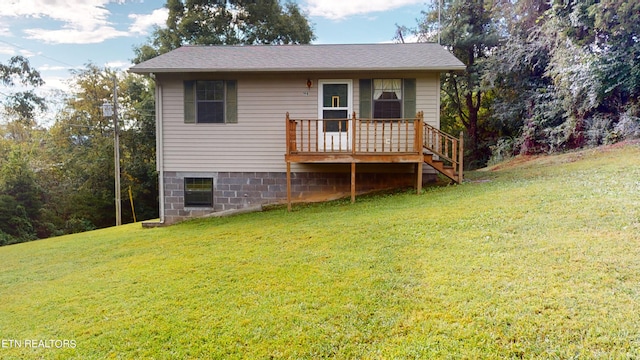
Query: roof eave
[{"left": 130, "top": 66, "right": 466, "bottom": 74}]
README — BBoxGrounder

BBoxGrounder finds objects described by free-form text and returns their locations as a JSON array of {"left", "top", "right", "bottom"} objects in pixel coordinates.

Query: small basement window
[{"left": 184, "top": 178, "right": 213, "bottom": 207}]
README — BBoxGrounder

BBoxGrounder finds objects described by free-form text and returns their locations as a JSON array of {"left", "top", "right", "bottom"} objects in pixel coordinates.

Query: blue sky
[{"left": 0, "top": 0, "right": 431, "bottom": 94}]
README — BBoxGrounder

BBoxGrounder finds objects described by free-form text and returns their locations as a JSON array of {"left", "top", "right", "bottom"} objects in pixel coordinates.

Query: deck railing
[
  {"left": 423, "top": 120, "right": 464, "bottom": 183},
  {"left": 286, "top": 111, "right": 463, "bottom": 183},
  {"left": 286, "top": 112, "right": 423, "bottom": 155}
]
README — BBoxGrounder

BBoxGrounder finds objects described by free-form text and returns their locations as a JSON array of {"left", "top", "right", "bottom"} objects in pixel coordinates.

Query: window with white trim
[{"left": 373, "top": 79, "right": 402, "bottom": 119}]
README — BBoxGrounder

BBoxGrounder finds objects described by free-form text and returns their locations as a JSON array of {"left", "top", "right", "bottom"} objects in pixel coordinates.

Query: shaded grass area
[{"left": 1, "top": 143, "right": 639, "bottom": 359}]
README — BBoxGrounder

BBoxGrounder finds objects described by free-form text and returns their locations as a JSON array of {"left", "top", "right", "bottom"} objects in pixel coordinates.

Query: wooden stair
[
  {"left": 423, "top": 153, "right": 458, "bottom": 182},
  {"left": 419, "top": 113, "right": 464, "bottom": 184}
]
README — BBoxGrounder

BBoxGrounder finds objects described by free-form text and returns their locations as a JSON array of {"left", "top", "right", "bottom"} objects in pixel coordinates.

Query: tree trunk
[{"left": 465, "top": 92, "right": 480, "bottom": 154}]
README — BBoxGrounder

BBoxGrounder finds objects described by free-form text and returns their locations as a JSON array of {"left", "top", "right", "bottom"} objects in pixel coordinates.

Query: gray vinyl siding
[
  {"left": 158, "top": 72, "right": 440, "bottom": 172},
  {"left": 417, "top": 75, "right": 440, "bottom": 128}
]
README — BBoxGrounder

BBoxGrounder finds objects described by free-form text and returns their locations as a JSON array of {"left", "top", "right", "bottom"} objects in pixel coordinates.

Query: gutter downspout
[{"left": 154, "top": 75, "right": 165, "bottom": 224}]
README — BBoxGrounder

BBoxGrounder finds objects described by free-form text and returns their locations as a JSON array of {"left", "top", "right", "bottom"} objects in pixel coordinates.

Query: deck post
[
  {"left": 286, "top": 161, "right": 292, "bottom": 211},
  {"left": 414, "top": 111, "right": 424, "bottom": 153},
  {"left": 416, "top": 161, "right": 423, "bottom": 194},
  {"left": 351, "top": 112, "right": 357, "bottom": 204},
  {"left": 285, "top": 112, "right": 290, "bottom": 154},
  {"left": 458, "top": 131, "right": 464, "bottom": 184},
  {"left": 351, "top": 162, "right": 356, "bottom": 203},
  {"left": 351, "top": 112, "right": 357, "bottom": 154}
]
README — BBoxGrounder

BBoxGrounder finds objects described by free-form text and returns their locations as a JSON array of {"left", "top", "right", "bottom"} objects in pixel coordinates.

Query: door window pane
[
  {"left": 323, "top": 84, "right": 348, "bottom": 107},
  {"left": 323, "top": 109, "right": 348, "bottom": 132}
]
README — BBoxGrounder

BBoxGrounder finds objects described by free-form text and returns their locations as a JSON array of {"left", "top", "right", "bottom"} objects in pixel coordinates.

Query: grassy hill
[{"left": 1, "top": 142, "right": 639, "bottom": 359}]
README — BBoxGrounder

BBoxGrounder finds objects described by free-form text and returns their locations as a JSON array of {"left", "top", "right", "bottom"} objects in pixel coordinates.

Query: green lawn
[{"left": 1, "top": 143, "right": 639, "bottom": 359}]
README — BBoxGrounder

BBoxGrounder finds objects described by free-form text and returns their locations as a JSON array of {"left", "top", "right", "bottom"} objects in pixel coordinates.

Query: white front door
[{"left": 318, "top": 80, "right": 352, "bottom": 151}]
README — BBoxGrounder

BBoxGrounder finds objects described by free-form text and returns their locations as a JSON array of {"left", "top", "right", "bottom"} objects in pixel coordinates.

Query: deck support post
[
  {"left": 416, "top": 161, "right": 423, "bottom": 194},
  {"left": 416, "top": 112, "right": 424, "bottom": 194},
  {"left": 458, "top": 131, "right": 464, "bottom": 184},
  {"left": 351, "top": 162, "right": 356, "bottom": 203},
  {"left": 350, "top": 112, "right": 357, "bottom": 204},
  {"left": 286, "top": 161, "right": 292, "bottom": 211}
]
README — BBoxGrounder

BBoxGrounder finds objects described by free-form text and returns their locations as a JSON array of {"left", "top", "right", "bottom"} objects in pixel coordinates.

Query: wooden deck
[{"left": 284, "top": 112, "right": 463, "bottom": 210}]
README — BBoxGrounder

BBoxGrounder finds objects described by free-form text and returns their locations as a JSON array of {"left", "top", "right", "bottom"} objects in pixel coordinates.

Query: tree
[
  {"left": 589, "top": 0, "right": 640, "bottom": 110},
  {"left": 45, "top": 65, "right": 159, "bottom": 229},
  {"left": 0, "top": 147, "right": 42, "bottom": 244},
  {"left": 117, "top": 73, "right": 159, "bottom": 222},
  {"left": 1, "top": 56, "right": 47, "bottom": 138},
  {"left": 133, "top": 0, "right": 315, "bottom": 63},
  {"left": 401, "top": 0, "right": 638, "bottom": 165},
  {"left": 412, "top": 0, "right": 503, "bottom": 167},
  {"left": 490, "top": 0, "right": 640, "bottom": 155},
  {"left": 0, "top": 56, "right": 49, "bottom": 244},
  {"left": 481, "top": 0, "right": 559, "bottom": 155},
  {"left": 0, "top": 56, "right": 43, "bottom": 88}
]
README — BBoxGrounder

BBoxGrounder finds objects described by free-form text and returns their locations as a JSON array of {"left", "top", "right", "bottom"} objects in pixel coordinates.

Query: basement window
[{"left": 184, "top": 178, "right": 213, "bottom": 207}]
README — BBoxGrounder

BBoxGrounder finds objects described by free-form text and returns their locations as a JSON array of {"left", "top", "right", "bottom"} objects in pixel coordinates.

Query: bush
[
  {"left": 488, "top": 137, "right": 516, "bottom": 166},
  {"left": 614, "top": 112, "right": 640, "bottom": 140},
  {"left": 585, "top": 114, "right": 616, "bottom": 146},
  {"left": 64, "top": 217, "right": 96, "bottom": 234},
  {"left": 0, "top": 230, "right": 17, "bottom": 246}
]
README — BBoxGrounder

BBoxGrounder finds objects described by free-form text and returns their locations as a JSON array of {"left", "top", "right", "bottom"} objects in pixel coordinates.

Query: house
[{"left": 130, "top": 43, "right": 466, "bottom": 224}]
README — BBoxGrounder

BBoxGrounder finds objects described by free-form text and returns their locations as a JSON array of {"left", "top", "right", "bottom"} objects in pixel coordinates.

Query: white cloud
[
  {"left": 0, "top": 0, "right": 112, "bottom": 31},
  {"left": 304, "top": 0, "right": 424, "bottom": 20},
  {"left": 40, "top": 75, "right": 70, "bottom": 92},
  {"left": 24, "top": 26, "right": 129, "bottom": 45},
  {"left": 0, "top": 0, "right": 136, "bottom": 44},
  {"left": 128, "top": 8, "right": 168, "bottom": 35},
  {"left": 104, "top": 60, "right": 132, "bottom": 70},
  {"left": 0, "top": 45, "right": 39, "bottom": 57},
  {"left": 38, "top": 64, "right": 72, "bottom": 72},
  {"left": 0, "top": 25, "right": 12, "bottom": 37},
  {"left": 0, "top": 44, "right": 15, "bottom": 55},
  {"left": 18, "top": 49, "right": 38, "bottom": 58}
]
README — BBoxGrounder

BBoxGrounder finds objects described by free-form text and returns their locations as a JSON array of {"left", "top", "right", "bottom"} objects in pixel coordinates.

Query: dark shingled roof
[{"left": 129, "top": 43, "right": 465, "bottom": 74}]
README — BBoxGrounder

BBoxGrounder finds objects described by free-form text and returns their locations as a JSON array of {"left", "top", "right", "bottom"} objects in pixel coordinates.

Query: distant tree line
[
  {"left": 400, "top": 0, "right": 640, "bottom": 167},
  {"left": 0, "top": 0, "right": 314, "bottom": 246},
  {"left": 2, "top": 0, "right": 638, "bottom": 244},
  {"left": 0, "top": 60, "right": 159, "bottom": 245}
]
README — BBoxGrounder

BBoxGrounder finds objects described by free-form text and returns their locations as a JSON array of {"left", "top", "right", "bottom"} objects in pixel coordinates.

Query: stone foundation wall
[{"left": 162, "top": 170, "right": 435, "bottom": 224}]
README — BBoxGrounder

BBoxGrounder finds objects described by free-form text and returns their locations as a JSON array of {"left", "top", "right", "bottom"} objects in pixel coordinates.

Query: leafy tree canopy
[
  {"left": 0, "top": 56, "right": 44, "bottom": 88},
  {"left": 133, "top": 0, "right": 315, "bottom": 64},
  {"left": 402, "top": 0, "right": 640, "bottom": 166},
  {"left": 1, "top": 56, "right": 46, "bottom": 134}
]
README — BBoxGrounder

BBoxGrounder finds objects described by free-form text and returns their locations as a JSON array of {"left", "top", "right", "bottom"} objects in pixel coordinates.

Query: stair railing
[{"left": 419, "top": 112, "right": 464, "bottom": 183}]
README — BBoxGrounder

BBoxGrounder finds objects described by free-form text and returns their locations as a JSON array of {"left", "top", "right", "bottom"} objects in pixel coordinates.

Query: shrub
[
  {"left": 64, "top": 217, "right": 96, "bottom": 234},
  {"left": 614, "top": 112, "right": 640, "bottom": 140},
  {"left": 488, "top": 137, "right": 516, "bottom": 166},
  {"left": 0, "top": 230, "right": 17, "bottom": 246}
]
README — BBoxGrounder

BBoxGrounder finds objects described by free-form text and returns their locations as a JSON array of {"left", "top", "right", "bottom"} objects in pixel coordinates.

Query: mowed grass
[{"left": 1, "top": 143, "right": 639, "bottom": 359}]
